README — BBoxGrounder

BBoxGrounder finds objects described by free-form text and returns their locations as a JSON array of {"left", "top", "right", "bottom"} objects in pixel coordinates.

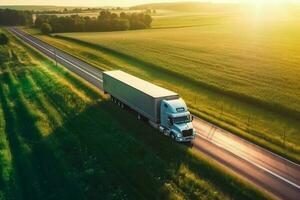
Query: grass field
[
  {"left": 0, "top": 29, "right": 272, "bottom": 199},
  {"left": 23, "top": 4, "right": 300, "bottom": 163}
]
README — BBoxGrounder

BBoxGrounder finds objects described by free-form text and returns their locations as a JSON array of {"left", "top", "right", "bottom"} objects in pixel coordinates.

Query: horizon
[{"left": 1, "top": 0, "right": 300, "bottom": 7}]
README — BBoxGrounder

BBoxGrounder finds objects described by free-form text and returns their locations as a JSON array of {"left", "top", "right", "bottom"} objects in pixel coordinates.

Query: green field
[
  {"left": 24, "top": 3, "right": 300, "bottom": 163},
  {"left": 0, "top": 28, "right": 271, "bottom": 199}
]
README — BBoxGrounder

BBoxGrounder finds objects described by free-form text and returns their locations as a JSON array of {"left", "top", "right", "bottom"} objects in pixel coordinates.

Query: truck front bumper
[{"left": 176, "top": 135, "right": 195, "bottom": 142}]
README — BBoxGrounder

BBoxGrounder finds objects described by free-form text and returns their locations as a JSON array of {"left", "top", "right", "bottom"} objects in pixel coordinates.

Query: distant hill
[{"left": 131, "top": 2, "right": 239, "bottom": 12}]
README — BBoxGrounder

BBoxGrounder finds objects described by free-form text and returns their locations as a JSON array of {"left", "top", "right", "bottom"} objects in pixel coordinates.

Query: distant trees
[
  {"left": 35, "top": 10, "right": 153, "bottom": 33},
  {"left": 0, "top": 33, "right": 9, "bottom": 45},
  {"left": 0, "top": 9, "right": 33, "bottom": 26},
  {"left": 34, "top": 7, "right": 125, "bottom": 15},
  {"left": 40, "top": 23, "right": 52, "bottom": 34}
]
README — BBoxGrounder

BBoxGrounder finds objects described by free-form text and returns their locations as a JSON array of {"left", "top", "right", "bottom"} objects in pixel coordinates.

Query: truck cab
[{"left": 160, "top": 98, "right": 195, "bottom": 142}]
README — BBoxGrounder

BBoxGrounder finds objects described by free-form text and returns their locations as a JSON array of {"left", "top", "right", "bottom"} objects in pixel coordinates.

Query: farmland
[
  {"left": 0, "top": 28, "right": 271, "bottom": 199},
  {"left": 24, "top": 3, "right": 300, "bottom": 163}
]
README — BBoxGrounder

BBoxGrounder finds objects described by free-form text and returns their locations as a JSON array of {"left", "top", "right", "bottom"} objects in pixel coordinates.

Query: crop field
[
  {"left": 0, "top": 29, "right": 271, "bottom": 199},
  {"left": 24, "top": 4, "right": 300, "bottom": 163}
]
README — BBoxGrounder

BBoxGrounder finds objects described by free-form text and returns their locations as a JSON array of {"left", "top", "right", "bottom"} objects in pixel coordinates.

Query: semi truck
[{"left": 103, "top": 70, "right": 195, "bottom": 142}]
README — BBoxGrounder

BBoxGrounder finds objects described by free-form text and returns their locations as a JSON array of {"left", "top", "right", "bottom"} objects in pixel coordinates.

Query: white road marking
[
  {"left": 10, "top": 28, "right": 103, "bottom": 83},
  {"left": 193, "top": 115, "right": 300, "bottom": 168},
  {"left": 196, "top": 133, "right": 300, "bottom": 190}
]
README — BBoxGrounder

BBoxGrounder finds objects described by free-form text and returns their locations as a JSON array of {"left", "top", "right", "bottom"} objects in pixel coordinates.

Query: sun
[{"left": 240, "top": 0, "right": 291, "bottom": 23}]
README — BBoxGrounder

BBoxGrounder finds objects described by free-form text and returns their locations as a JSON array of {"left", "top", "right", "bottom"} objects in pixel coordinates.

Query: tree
[
  {"left": 34, "top": 16, "right": 46, "bottom": 28},
  {"left": 112, "top": 19, "right": 129, "bottom": 31},
  {"left": 85, "top": 18, "right": 98, "bottom": 32},
  {"left": 117, "top": 19, "right": 129, "bottom": 30},
  {"left": 40, "top": 23, "right": 52, "bottom": 34},
  {"left": 36, "top": 10, "right": 152, "bottom": 33},
  {"left": 0, "top": 9, "right": 33, "bottom": 26},
  {"left": 130, "top": 20, "right": 146, "bottom": 30},
  {"left": 120, "top": 12, "right": 127, "bottom": 19},
  {"left": 143, "top": 15, "right": 152, "bottom": 27},
  {"left": 111, "top": 13, "right": 118, "bottom": 19},
  {"left": 0, "top": 33, "right": 9, "bottom": 45}
]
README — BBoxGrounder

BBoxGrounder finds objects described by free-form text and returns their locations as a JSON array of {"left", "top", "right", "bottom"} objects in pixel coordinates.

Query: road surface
[{"left": 8, "top": 27, "right": 300, "bottom": 200}]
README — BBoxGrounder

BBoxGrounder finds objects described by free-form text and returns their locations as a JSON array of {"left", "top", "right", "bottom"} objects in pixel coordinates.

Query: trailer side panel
[{"left": 103, "top": 71, "right": 179, "bottom": 123}]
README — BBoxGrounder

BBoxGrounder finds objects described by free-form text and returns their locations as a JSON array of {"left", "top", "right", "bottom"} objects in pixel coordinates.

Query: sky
[{"left": 0, "top": 0, "right": 299, "bottom": 7}]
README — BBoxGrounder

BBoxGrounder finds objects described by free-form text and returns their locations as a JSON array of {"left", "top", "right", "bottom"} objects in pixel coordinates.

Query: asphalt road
[{"left": 8, "top": 27, "right": 300, "bottom": 200}]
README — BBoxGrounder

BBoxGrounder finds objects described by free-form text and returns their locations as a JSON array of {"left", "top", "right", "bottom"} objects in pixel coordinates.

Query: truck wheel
[
  {"left": 171, "top": 133, "right": 176, "bottom": 141},
  {"left": 163, "top": 129, "right": 168, "bottom": 136}
]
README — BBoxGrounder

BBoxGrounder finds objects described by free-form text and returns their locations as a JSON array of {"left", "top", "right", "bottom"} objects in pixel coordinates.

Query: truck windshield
[{"left": 173, "top": 115, "right": 191, "bottom": 124}]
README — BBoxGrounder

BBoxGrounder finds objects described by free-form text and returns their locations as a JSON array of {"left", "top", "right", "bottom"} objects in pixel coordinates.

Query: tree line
[
  {"left": 34, "top": 7, "right": 126, "bottom": 15},
  {"left": 0, "top": 9, "right": 33, "bottom": 26},
  {"left": 36, "top": 10, "right": 153, "bottom": 34}
]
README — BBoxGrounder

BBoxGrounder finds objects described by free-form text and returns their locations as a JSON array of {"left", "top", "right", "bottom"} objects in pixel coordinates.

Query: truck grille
[{"left": 182, "top": 129, "right": 193, "bottom": 137}]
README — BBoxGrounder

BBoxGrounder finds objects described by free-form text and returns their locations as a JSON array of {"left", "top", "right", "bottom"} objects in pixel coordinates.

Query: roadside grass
[
  {"left": 0, "top": 28, "right": 272, "bottom": 199},
  {"left": 0, "top": 73, "right": 16, "bottom": 200},
  {"left": 23, "top": 19, "right": 300, "bottom": 163}
]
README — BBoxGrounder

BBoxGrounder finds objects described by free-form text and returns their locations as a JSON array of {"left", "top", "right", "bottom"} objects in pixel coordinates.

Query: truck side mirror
[{"left": 191, "top": 115, "right": 194, "bottom": 121}]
